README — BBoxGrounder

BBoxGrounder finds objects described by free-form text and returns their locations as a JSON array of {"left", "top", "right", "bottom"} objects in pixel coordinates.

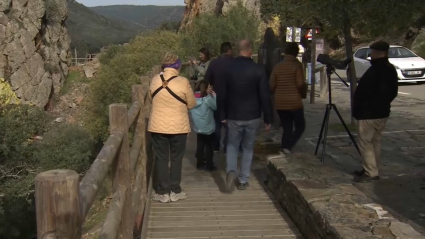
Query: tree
[
  {"left": 261, "top": 0, "right": 424, "bottom": 124},
  {"left": 181, "top": 1, "right": 261, "bottom": 57}
]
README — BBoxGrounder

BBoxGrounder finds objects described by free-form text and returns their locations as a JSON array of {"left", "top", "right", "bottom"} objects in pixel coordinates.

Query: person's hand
[
  {"left": 211, "top": 90, "right": 216, "bottom": 97},
  {"left": 222, "top": 120, "right": 227, "bottom": 124},
  {"left": 265, "top": 124, "right": 271, "bottom": 132}
]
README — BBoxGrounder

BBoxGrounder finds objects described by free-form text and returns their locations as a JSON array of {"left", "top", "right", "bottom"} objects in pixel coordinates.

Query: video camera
[{"left": 317, "top": 54, "right": 352, "bottom": 70}]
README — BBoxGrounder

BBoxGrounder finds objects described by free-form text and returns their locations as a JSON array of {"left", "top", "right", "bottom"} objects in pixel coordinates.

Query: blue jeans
[
  {"left": 226, "top": 118, "right": 260, "bottom": 184},
  {"left": 213, "top": 111, "right": 228, "bottom": 151}
]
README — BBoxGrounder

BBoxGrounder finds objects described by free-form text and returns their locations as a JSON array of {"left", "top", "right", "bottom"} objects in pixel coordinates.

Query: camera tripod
[{"left": 314, "top": 64, "right": 360, "bottom": 162}]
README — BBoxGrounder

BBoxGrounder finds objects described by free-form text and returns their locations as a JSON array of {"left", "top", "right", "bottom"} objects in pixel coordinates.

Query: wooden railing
[{"left": 34, "top": 66, "right": 163, "bottom": 239}]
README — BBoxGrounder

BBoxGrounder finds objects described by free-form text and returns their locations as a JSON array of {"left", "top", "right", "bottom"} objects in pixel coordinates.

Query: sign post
[
  {"left": 286, "top": 27, "right": 301, "bottom": 42},
  {"left": 310, "top": 29, "right": 316, "bottom": 103}
]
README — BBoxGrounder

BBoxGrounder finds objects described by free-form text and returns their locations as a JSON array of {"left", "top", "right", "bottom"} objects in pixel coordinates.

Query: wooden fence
[{"left": 34, "top": 66, "right": 163, "bottom": 239}]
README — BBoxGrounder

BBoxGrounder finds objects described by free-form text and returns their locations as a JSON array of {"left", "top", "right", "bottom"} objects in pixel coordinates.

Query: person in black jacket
[
  {"left": 352, "top": 41, "right": 398, "bottom": 183},
  {"left": 218, "top": 39, "right": 273, "bottom": 192},
  {"left": 205, "top": 42, "right": 234, "bottom": 153}
]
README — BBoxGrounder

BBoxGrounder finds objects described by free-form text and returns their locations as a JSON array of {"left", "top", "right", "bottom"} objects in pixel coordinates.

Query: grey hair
[{"left": 238, "top": 39, "right": 253, "bottom": 52}]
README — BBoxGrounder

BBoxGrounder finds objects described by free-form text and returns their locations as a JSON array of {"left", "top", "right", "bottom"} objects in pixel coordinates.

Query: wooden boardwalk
[{"left": 145, "top": 133, "right": 303, "bottom": 239}]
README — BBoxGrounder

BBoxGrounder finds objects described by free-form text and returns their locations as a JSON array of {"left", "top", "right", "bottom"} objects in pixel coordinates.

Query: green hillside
[
  {"left": 66, "top": 0, "right": 137, "bottom": 56},
  {"left": 66, "top": 2, "right": 184, "bottom": 56},
  {"left": 90, "top": 5, "right": 185, "bottom": 31}
]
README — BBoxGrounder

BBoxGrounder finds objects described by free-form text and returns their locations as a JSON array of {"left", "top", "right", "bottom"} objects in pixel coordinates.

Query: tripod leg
[
  {"left": 333, "top": 105, "right": 361, "bottom": 154},
  {"left": 321, "top": 105, "right": 331, "bottom": 162},
  {"left": 315, "top": 105, "right": 331, "bottom": 155}
]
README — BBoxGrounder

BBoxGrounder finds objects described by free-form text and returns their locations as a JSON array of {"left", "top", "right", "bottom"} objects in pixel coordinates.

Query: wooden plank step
[
  {"left": 147, "top": 229, "right": 300, "bottom": 238},
  {"left": 148, "top": 224, "right": 298, "bottom": 233},
  {"left": 147, "top": 236, "right": 301, "bottom": 239},
  {"left": 148, "top": 214, "right": 288, "bottom": 221},
  {"left": 148, "top": 219, "right": 294, "bottom": 227}
]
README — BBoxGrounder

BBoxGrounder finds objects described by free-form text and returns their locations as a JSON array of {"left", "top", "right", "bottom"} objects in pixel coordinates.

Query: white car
[{"left": 348, "top": 45, "right": 425, "bottom": 84}]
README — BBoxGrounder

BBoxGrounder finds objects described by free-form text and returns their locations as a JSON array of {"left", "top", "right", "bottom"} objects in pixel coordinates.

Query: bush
[
  {"left": 99, "top": 44, "right": 124, "bottom": 65},
  {"left": 412, "top": 31, "right": 425, "bottom": 58},
  {"left": 0, "top": 105, "right": 94, "bottom": 239},
  {"left": 33, "top": 124, "right": 94, "bottom": 173},
  {"left": 83, "top": 30, "right": 187, "bottom": 141},
  {"left": 0, "top": 104, "right": 48, "bottom": 165},
  {"left": 59, "top": 69, "right": 90, "bottom": 96},
  {"left": 181, "top": 1, "right": 261, "bottom": 57}
]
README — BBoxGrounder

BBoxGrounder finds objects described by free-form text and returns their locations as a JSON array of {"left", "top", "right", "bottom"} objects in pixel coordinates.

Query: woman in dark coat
[{"left": 258, "top": 27, "right": 282, "bottom": 80}]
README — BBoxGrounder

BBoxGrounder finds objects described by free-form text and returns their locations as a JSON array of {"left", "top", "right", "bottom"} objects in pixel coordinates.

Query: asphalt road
[{"left": 333, "top": 70, "right": 425, "bottom": 101}]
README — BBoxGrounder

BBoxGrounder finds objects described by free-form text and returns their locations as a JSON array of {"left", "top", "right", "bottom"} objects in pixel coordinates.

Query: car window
[
  {"left": 355, "top": 49, "right": 368, "bottom": 59},
  {"left": 388, "top": 47, "right": 417, "bottom": 58}
]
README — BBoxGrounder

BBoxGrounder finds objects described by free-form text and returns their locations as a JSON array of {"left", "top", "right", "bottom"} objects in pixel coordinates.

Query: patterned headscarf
[{"left": 163, "top": 58, "right": 182, "bottom": 70}]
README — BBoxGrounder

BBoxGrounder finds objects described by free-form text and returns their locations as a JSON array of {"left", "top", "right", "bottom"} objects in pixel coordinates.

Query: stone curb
[{"left": 266, "top": 153, "right": 425, "bottom": 239}]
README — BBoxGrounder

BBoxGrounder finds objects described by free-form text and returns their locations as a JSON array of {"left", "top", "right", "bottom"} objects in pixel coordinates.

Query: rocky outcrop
[
  {"left": 180, "top": 0, "right": 261, "bottom": 29},
  {"left": 267, "top": 153, "right": 425, "bottom": 239},
  {"left": 0, "top": 0, "right": 70, "bottom": 108}
]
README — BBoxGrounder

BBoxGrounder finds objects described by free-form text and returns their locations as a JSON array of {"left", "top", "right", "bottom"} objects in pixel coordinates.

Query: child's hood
[{"left": 193, "top": 92, "right": 208, "bottom": 109}]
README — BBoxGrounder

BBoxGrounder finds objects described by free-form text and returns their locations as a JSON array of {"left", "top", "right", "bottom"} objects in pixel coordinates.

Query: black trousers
[
  {"left": 277, "top": 108, "right": 306, "bottom": 150},
  {"left": 196, "top": 133, "right": 215, "bottom": 168},
  {"left": 152, "top": 133, "right": 187, "bottom": 195}
]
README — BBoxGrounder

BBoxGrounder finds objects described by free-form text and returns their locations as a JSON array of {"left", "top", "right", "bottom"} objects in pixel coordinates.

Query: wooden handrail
[
  {"left": 99, "top": 185, "right": 127, "bottom": 239},
  {"left": 80, "top": 132, "right": 124, "bottom": 220},
  {"left": 34, "top": 65, "right": 162, "bottom": 239}
]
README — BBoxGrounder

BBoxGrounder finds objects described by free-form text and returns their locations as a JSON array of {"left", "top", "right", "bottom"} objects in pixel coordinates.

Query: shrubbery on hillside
[
  {"left": 84, "top": 31, "right": 187, "bottom": 141},
  {"left": 412, "top": 31, "right": 425, "bottom": 58},
  {"left": 0, "top": 104, "right": 94, "bottom": 239},
  {"left": 181, "top": 1, "right": 260, "bottom": 57},
  {"left": 83, "top": 3, "right": 261, "bottom": 142}
]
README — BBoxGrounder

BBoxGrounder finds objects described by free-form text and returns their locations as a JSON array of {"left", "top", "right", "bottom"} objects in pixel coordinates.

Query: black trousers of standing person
[
  {"left": 196, "top": 133, "right": 215, "bottom": 169},
  {"left": 277, "top": 108, "right": 306, "bottom": 151},
  {"left": 151, "top": 133, "right": 187, "bottom": 195}
]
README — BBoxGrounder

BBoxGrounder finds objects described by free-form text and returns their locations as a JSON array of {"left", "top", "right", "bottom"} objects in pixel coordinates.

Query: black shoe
[
  {"left": 237, "top": 181, "right": 249, "bottom": 190},
  {"left": 225, "top": 171, "right": 236, "bottom": 192},
  {"left": 196, "top": 164, "right": 205, "bottom": 170},
  {"left": 353, "top": 169, "right": 365, "bottom": 177},
  {"left": 205, "top": 165, "right": 217, "bottom": 172},
  {"left": 353, "top": 174, "right": 380, "bottom": 183}
]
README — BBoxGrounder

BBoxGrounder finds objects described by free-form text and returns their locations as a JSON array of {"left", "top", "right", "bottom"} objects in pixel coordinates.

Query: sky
[{"left": 76, "top": 0, "right": 184, "bottom": 7}]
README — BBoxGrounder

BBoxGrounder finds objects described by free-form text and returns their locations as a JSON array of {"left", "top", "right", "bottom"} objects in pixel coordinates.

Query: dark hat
[{"left": 370, "top": 41, "right": 390, "bottom": 52}]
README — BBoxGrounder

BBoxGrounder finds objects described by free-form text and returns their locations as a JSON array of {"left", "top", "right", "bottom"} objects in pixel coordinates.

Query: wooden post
[
  {"left": 74, "top": 48, "right": 77, "bottom": 66},
  {"left": 320, "top": 66, "right": 327, "bottom": 98},
  {"left": 130, "top": 85, "right": 148, "bottom": 234},
  {"left": 310, "top": 28, "right": 316, "bottom": 104},
  {"left": 35, "top": 170, "right": 81, "bottom": 239},
  {"left": 109, "top": 104, "right": 132, "bottom": 239}
]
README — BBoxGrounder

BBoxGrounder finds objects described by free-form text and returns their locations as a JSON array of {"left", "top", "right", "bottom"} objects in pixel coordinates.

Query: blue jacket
[
  {"left": 190, "top": 93, "right": 217, "bottom": 135},
  {"left": 217, "top": 56, "right": 273, "bottom": 124}
]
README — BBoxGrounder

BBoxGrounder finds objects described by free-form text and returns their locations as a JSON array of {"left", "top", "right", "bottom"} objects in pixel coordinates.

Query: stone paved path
[{"left": 256, "top": 80, "right": 425, "bottom": 235}]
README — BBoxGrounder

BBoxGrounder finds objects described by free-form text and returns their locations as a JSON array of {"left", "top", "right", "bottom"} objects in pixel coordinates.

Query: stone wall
[
  {"left": 0, "top": 0, "right": 70, "bottom": 108},
  {"left": 267, "top": 153, "right": 425, "bottom": 239},
  {"left": 180, "top": 0, "right": 261, "bottom": 30}
]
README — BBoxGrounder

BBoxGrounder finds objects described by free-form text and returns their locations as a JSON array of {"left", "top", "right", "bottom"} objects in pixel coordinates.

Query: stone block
[{"left": 267, "top": 153, "right": 425, "bottom": 239}]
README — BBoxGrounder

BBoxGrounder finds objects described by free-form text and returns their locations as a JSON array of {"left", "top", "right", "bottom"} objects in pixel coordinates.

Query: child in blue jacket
[{"left": 190, "top": 80, "right": 217, "bottom": 171}]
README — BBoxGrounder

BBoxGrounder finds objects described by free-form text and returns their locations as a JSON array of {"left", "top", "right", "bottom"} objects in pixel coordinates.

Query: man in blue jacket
[
  {"left": 218, "top": 39, "right": 273, "bottom": 192},
  {"left": 205, "top": 42, "right": 234, "bottom": 153}
]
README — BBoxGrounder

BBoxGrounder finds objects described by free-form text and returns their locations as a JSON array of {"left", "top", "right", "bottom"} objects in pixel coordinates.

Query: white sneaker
[
  {"left": 283, "top": 149, "right": 292, "bottom": 154},
  {"left": 170, "top": 192, "right": 187, "bottom": 202},
  {"left": 152, "top": 193, "right": 170, "bottom": 203}
]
